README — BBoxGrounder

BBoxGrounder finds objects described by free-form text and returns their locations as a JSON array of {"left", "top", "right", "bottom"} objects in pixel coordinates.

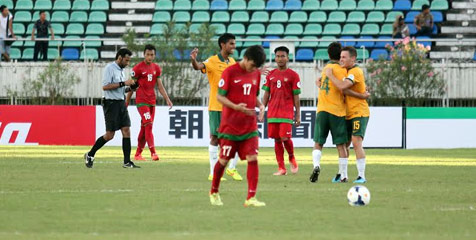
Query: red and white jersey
[{"left": 131, "top": 61, "right": 162, "bottom": 106}]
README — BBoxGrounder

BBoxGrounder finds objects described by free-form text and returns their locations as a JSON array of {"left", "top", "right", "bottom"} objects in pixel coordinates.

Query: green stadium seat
[
  {"left": 153, "top": 11, "right": 171, "bottom": 22},
  {"left": 375, "top": 0, "right": 392, "bottom": 10},
  {"left": 385, "top": 11, "right": 404, "bottom": 22},
  {"left": 289, "top": 11, "right": 307, "bottom": 23},
  {"left": 150, "top": 24, "right": 166, "bottom": 35},
  {"left": 242, "top": 36, "right": 262, "bottom": 47},
  {"left": 32, "top": 11, "right": 51, "bottom": 21},
  {"left": 285, "top": 23, "right": 303, "bottom": 35},
  {"left": 24, "top": 37, "right": 35, "bottom": 47},
  {"left": 53, "top": 0, "right": 70, "bottom": 10},
  {"left": 231, "top": 11, "right": 249, "bottom": 22},
  {"left": 14, "top": 11, "right": 32, "bottom": 22},
  {"left": 63, "top": 35, "right": 82, "bottom": 47},
  {"left": 192, "top": 11, "right": 210, "bottom": 22},
  {"left": 323, "top": 24, "right": 341, "bottom": 35},
  {"left": 302, "top": 0, "right": 319, "bottom": 10},
  {"left": 328, "top": 11, "right": 346, "bottom": 23},
  {"left": 156, "top": 0, "right": 173, "bottom": 10},
  {"left": 361, "top": 23, "right": 379, "bottom": 35},
  {"left": 72, "top": 0, "right": 90, "bottom": 10},
  {"left": 192, "top": 0, "right": 209, "bottom": 10},
  {"left": 89, "top": 11, "right": 106, "bottom": 22},
  {"left": 303, "top": 23, "right": 322, "bottom": 35},
  {"left": 270, "top": 11, "right": 288, "bottom": 23},
  {"left": 70, "top": 11, "right": 88, "bottom": 22},
  {"left": 80, "top": 48, "right": 99, "bottom": 60},
  {"left": 12, "top": 24, "right": 26, "bottom": 35},
  {"left": 412, "top": 0, "right": 429, "bottom": 10},
  {"left": 48, "top": 38, "right": 62, "bottom": 47},
  {"left": 84, "top": 36, "right": 101, "bottom": 47},
  {"left": 246, "top": 23, "right": 265, "bottom": 34},
  {"left": 86, "top": 23, "right": 104, "bottom": 35},
  {"left": 22, "top": 48, "right": 34, "bottom": 60},
  {"left": 210, "top": 23, "right": 226, "bottom": 34},
  {"left": 48, "top": 48, "right": 60, "bottom": 60},
  {"left": 318, "top": 36, "right": 336, "bottom": 47},
  {"left": 347, "top": 11, "right": 365, "bottom": 23},
  {"left": 251, "top": 11, "right": 269, "bottom": 22},
  {"left": 357, "top": 48, "right": 370, "bottom": 60},
  {"left": 308, "top": 11, "right": 326, "bottom": 23},
  {"left": 380, "top": 24, "right": 393, "bottom": 35},
  {"left": 11, "top": 37, "right": 24, "bottom": 47},
  {"left": 266, "top": 24, "right": 284, "bottom": 35},
  {"left": 367, "top": 11, "right": 385, "bottom": 22},
  {"left": 284, "top": 35, "right": 299, "bottom": 47},
  {"left": 431, "top": 0, "right": 448, "bottom": 10},
  {"left": 231, "top": 49, "right": 239, "bottom": 59},
  {"left": 211, "top": 11, "right": 229, "bottom": 22},
  {"left": 0, "top": 0, "right": 13, "bottom": 9},
  {"left": 26, "top": 23, "right": 35, "bottom": 34},
  {"left": 9, "top": 48, "right": 21, "bottom": 59},
  {"left": 15, "top": 0, "right": 33, "bottom": 10},
  {"left": 172, "top": 23, "right": 186, "bottom": 32},
  {"left": 248, "top": 0, "right": 265, "bottom": 10},
  {"left": 229, "top": 0, "right": 246, "bottom": 10},
  {"left": 228, "top": 23, "right": 245, "bottom": 35},
  {"left": 34, "top": 0, "right": 52, "bottom": 10},
  {"left": 342, "top": 23, "right": 360, "bottom": 35},
  {"left": 189, "top": 23, "right": 200, "bottom": 33},
  {"left": 51, "top": 23, "right": 65, "bottom": 34},
  {"left": 357, "top": 0, "right": 374, "bottom": 10},
  {"left": 173, "top": 11, "right": 191, "bottom": 22},
  {"left": 51, "top": 11, "right": 69, "bottom": 22},
  {"left": 66, "top": 23, "right": 84, "bottom": 35},
  {"left": 321, "top": 0, "right": 338, "bottom": 10},
  {"left": 91, "top": 0, "right": 109, "bottom": 10},
  {"left": 300, "top": 36, "right": 318, "bottom": 47},
  {"left": 339, "top": 0, "right": 356, "bottom": 10},
  {"left": 174, "top": 0, "right": 191, "bottom": 10},
  {"left": 314, "top": 49, "right": 329, "bottom": 60}
]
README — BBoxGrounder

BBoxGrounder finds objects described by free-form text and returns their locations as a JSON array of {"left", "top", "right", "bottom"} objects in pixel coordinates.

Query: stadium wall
[{"left": 2, "top": 105, "right": 475, "bottom": 149}]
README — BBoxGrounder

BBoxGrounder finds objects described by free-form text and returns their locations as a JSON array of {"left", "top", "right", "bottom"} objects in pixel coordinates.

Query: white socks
[
  {"left": 228, "top": 153, "right": 239, "bottom": 169},
  {"left": 339, "top": 158, "right": 348, "bottom": 179},
  {"left": 356, "top": 158, "right": 366, "bottom": 179},
  {"left": 209, "top": 145, "right": 218, "bottom": 175},
  {"left": 312, "top": 150, "right": 322, "bottom": 168}
]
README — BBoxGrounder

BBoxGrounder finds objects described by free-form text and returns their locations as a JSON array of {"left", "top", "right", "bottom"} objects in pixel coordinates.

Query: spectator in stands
[
  {"left": 393, "top": 15, "right": 409, "bottom": 39},
  {"left": 0, "top": 5, "right": 15, "bottom": 62},
  {"left": 414, "top": 4, "right": 434, "bottom": 37},
  {"left": 31, "top": 11, "right": 54, "bottom": 61}
]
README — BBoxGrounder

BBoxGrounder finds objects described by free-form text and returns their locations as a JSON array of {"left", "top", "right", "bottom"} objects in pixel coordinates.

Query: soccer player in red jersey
[
  {"left": 209, "top": 45, "right": 267, "bottom": 207},
  {"left": 262, "top": 46, "right": 301, "bottom": 176},
  {"left": 126, "top": 44, "right": 173, "bottom": 161}
]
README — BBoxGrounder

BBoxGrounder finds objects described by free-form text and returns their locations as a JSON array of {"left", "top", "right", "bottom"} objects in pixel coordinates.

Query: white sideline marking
[
  {"left": 438, "top": 206, "right": 475, "bottom": 211},
  {"left": 0, "top": 189, "right": 133, "bottom": 194}
]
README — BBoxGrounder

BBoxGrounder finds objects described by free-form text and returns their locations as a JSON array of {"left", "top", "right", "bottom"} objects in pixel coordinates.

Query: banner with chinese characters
[{"left": 96, "top": 106, "right": 403, "bottom": 148}]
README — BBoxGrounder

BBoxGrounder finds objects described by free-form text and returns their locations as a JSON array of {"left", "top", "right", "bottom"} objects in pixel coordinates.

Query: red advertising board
[{"left": 0, "top": 105, "right": 96, "bottom": 145}]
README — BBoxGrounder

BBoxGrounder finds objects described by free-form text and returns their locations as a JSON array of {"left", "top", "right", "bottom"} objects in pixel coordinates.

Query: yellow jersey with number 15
[
  {"left": 317, "top": 61, "right": 347, "bottom": 117},
  {"left": 345, "top": 65, "right": 370, "bottom": 120},
  {"left": 201, "top": 53, "right": 236, "bottom": 111}
]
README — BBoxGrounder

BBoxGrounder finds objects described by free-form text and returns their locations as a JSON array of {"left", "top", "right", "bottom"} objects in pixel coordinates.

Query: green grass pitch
[{"left": 0, "top": 146, "right": 475, "bottom": 239}]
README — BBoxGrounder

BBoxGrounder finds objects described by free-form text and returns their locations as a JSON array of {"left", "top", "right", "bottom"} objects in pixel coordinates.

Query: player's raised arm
[
  {"left": 190, "top": 48, "right": 205, "bottom": 71},
  {"left": 325, "top": 67, "right": 353, "bottom": 91},
  {"left": 157, "top": 78, "right": 173, "bottom": 109}
]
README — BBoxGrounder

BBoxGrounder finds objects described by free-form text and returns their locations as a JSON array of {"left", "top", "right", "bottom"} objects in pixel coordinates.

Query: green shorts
[
  {"left": 209, "top": 111, "right": 221, "bottom": 136},
  {"left": 346, "top": 117, "right": 369, "bottom": 141},
  {"left": 313, "top": 111, "right": 347, "bottom": 145}
]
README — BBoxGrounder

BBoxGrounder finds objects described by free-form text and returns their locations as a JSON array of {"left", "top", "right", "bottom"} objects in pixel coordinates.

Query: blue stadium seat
[
  {"left": 355, "top": 36, "right": 375, "bottom": 48},
  {"left": 266, "top": 0, "right": 284, "bottom": 10},
  {"left": 375, "top": 36, "right": 392, "bottom": 48},
  {"left": 62, "top": 48, "right": 79, "bottom": 60},
  {"left": 393, "top": 0, "right": 411, "bottom": 10},
  {"left": 416, "top": 36, "right": 431, "bottom": 47},
  {"left": 405, "top": 11, "right": 419, "bottom": 23},
  {"left": 284, "top": 0, "right": 302, "bottom": 10},
  {"left": 173, "top": 49, "right": 192, "bottom": 60},
  {"left": 295, "top": 48, "right": 314, "bottom": 61},
  {"left": 263, "top": 35, "right": 280, "bottom": 48},
  {"left": 370, "top": 49, "right": 388, "bottom": 59},
  {"left": 432, "top": 11, "right": 443, "bottom": 23},
  {"left": 408, "top": 24, "right": 417, "bottom": 35},
  {"left": 210, "top": 0, "right": 227, "bottom": 10},
  {"left": 473, "top": 52, "right": 476, "bottom": 61},
  {"left": 340, "top": 36, "right": 356, "bottom": 47}
]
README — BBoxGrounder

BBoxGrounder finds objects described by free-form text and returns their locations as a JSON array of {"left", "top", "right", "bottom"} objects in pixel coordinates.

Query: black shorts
[{"left": 103, "top": 99, "right": 131, "bottom": 131}]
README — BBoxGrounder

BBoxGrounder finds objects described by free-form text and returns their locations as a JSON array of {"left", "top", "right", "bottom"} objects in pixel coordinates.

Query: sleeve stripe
[
  {"left": 293, "top": 89, "right": 301, "bottom": 95},
  {"left": 345, "top": 78, "right": 354, "bottom": 84},
  {"left": 262, "top": 85, "right": 270, "bottom": 92},
  {"left": 218, "top": 88, "right": 228, "bottom": 96}
]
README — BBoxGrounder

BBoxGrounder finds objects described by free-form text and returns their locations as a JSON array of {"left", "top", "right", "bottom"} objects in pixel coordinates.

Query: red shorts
[
  {"left": 268, "top": 123, "right": 292, "bottom": 139},
  {"left": 219, "top": 136, "right": 259, "bottom": 161},
  {"left": 137, "top": 105, "right": 155, "bottom": 125}
]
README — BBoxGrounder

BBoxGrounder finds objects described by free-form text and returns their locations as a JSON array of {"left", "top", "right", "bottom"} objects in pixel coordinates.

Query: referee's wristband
[{"left": 119, "top": 81, "right": 125, "bottom": 87}]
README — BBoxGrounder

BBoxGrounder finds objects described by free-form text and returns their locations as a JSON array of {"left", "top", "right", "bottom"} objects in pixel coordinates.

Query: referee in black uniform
[{"left": 84, "top": 48, "right": 140, "bottom": 168}]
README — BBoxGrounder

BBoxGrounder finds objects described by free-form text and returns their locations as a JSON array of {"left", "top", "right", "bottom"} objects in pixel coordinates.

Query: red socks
[
  {"left": 274, "top": 141, "right": 285, "bottom": 170},
  {"left": 247, "top": 161, "right": 259, "bottom": 200},
  {"left": 210, "top": 162, "right": 226, "bottom": 194},
  {"left": 144, "top": 124, "right": 156, "bottom": 154},
  {"left": 283, "top": 139, "right": 294, "bottom": 157},
  {"left": 135, "top": 126, "right": 146, "bottom": 156}
]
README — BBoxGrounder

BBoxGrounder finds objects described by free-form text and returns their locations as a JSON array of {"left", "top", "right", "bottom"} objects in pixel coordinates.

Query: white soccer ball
[{"left": 347, "top": 185, "right": 371, "bottom": 206}]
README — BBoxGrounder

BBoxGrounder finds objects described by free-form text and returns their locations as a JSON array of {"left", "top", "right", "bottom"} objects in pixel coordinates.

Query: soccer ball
[{"left": 347, "top": 185, "right": 371, "bottom": 206}]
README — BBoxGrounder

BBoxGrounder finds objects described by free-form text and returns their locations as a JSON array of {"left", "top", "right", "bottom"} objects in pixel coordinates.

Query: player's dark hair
[
  {"left": 143, "top": 44, "right": 156, "bottom": 54},
  {"left": 0, "top": 5, "right": 7, "bottom": 13},
  {"left": 422, "top": 4, "right": 430, "bottom": 10},
  {"left": 327, "top": 42, "right": 342, "bottom": 61},
  {"left": 115, "top": 48, "right": 132, "bottom": 60},
  {"left": 243, "top": 45, "right": 266, "bottom": 68},
  {"left": 342, "top": 46, "right": 357, "bottom": 58},
  {"left": 274, "top": 46, "right": 289, "bottom": 55},
  {"left": 218, "top": 33, "right": 235, "bottom": 49},
  {"left": 39, "top": 10, "right": 46, "bottom": 15}
]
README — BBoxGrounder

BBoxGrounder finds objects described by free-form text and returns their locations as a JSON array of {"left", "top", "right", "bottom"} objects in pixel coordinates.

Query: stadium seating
[
  {"left": 0, "top": 0, "right": 14, "bottom": 8},
  {"left": 34, "top": 0, "right": 52, "bottom": 10},
  {"left": 229, "top": 0, "right": 246, "bottom": 10},
  {"left": 295, "top": 48, "right": 314, "bottom": 61},
  {"left": 370, "top": 49, "right": 389, "bottom": 59},
  {"left": 62, "top": 48, "right": 79, "bottom": 60},
  {"left": 231, "top": 11, "right": 249, "bottom": 22},
  {"left": 285, "top": 0, "right": 302, "bottom": 10}
]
